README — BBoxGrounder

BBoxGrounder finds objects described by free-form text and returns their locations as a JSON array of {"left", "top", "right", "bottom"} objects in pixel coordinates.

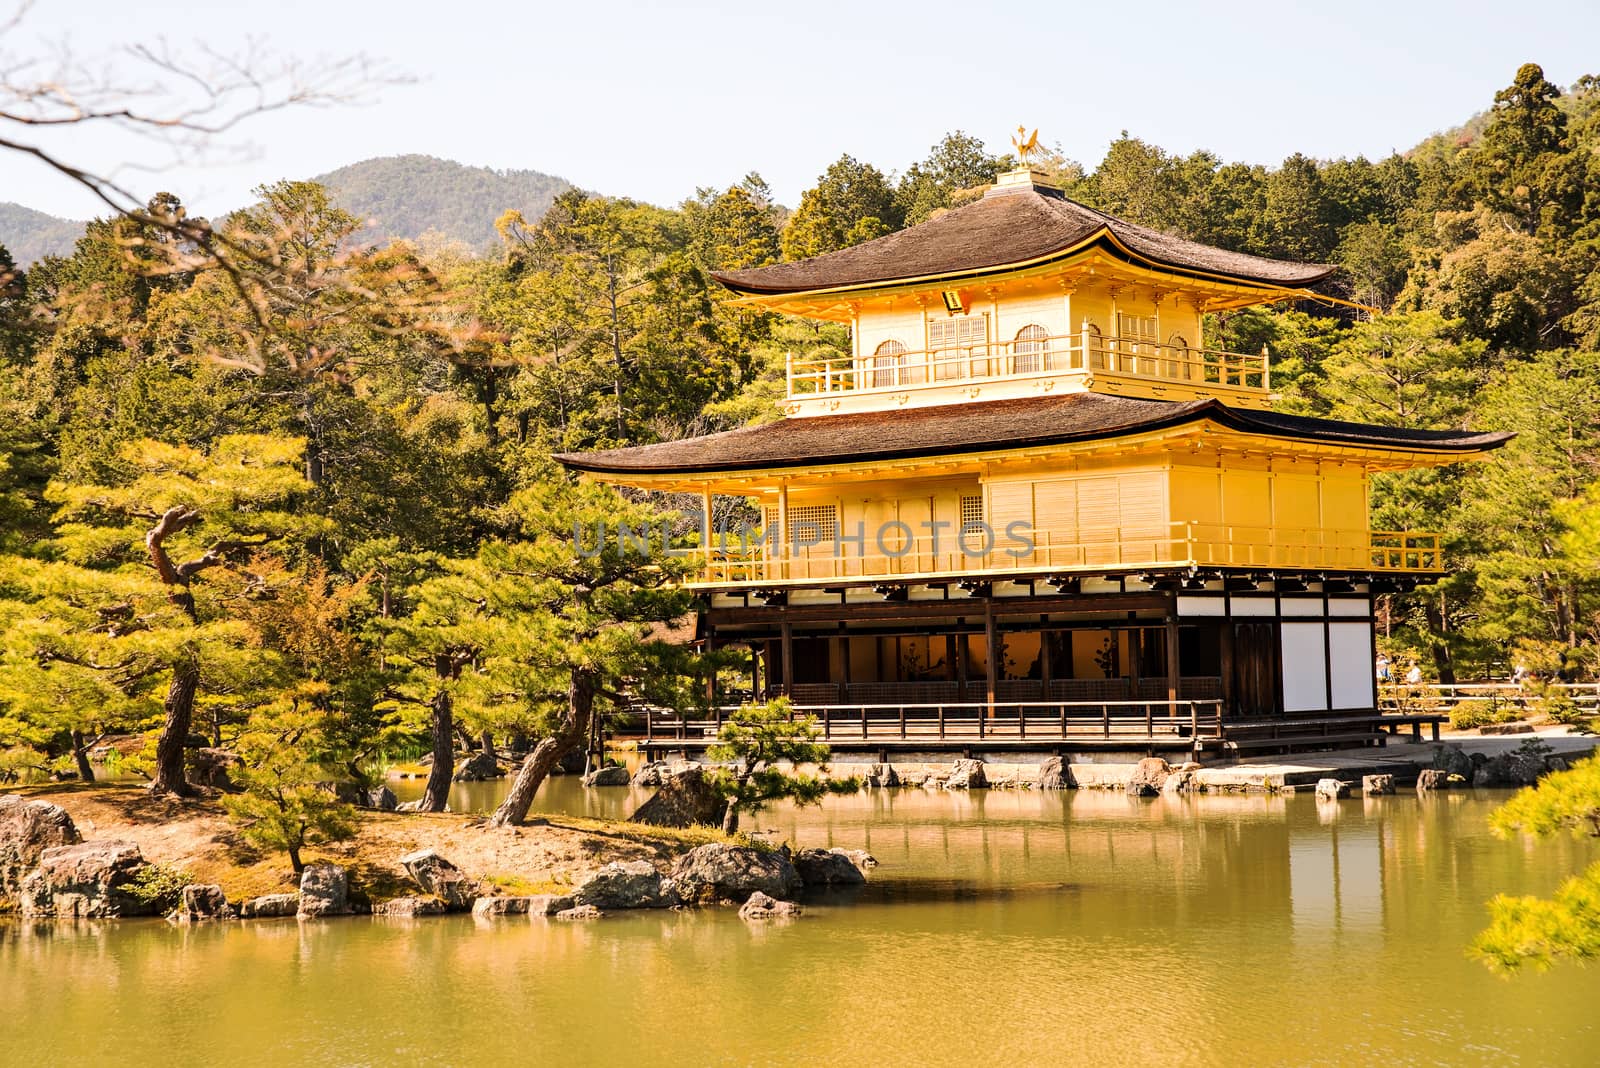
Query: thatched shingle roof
[
  {"left": 556, "top": 394, "right": 1510, "bottom": 476},
  {"left": 712, "top": 181, "right": 1335, "bottom": 294}
]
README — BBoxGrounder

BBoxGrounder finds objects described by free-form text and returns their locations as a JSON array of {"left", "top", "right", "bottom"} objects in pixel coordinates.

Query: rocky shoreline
[{"left": 0, "top": 790, "right": 874, "bottom": 925}]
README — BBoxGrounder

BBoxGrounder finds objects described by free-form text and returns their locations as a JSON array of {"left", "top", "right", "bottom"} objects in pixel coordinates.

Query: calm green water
[{"left": 3, "top": 781, "right": 1597, "bottom": 1067}]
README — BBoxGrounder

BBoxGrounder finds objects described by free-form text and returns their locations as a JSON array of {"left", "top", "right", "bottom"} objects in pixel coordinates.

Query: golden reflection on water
[{"left": 4, "top": 786, "right": 1599, "bottom": 1067}]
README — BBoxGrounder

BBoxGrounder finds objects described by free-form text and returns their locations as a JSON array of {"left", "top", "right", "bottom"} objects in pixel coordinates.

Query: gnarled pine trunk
[
  {"left": 150, "top": 659, "right": 199, "bottom": 796},
  {"left": 489, "top": 668, "right": 595, "bottom": 828},
  {"left": 71, "top": 729, "right": 95, "bottom": 784},
  {"left": 420, "top": 689, "right": 454, "bottom": 812}
]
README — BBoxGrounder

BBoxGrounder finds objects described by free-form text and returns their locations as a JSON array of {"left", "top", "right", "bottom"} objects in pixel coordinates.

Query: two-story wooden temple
[{"left": 559, "top": 164, "right": 1510, "bottom": 758}]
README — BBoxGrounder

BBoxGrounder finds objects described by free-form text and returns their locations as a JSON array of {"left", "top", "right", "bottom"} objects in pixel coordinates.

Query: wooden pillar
[
  {"left": 776, "top": 481, "right": 789, "bottom": 582},
  {"left": 835, "top": 632, "right": 849, "bottom": 704},
  {"left": 701, "top": 486, "right": 714, "bottom": 579},
  {"left": 705, "top": 633, "right": 719, "bottom": 710},
  {"left": 984, "top": 599, "right": 998, "bottom": 723},
  {"left": 1165, "top": 611, "right": 1181, "bottom": 719},
  {"left": 955, "top": 625, "right": 969, "bottom": 702},
  {"left": 780, "top": 619, "right": 794, "bottom": 699}
]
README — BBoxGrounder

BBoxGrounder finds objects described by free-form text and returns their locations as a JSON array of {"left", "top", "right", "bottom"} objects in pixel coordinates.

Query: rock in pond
[
  {"left": 399, "top": 849, "right": 477, "bottom": 911},
  {"left": 1315, "top": 778, "right": 1349, "bottom": 801},
  {"left": 240, "top": 893, "right": 301, "bottom": 919},
  {"left": 1, "top": 794, "right": 82, "bottom": 896},
  {"left": 865, "top": 763, "right": 901, "bottom": 788},
  {"left": 556, "top": 904, "right": 603, "bottom": 920},
  {"left": 1126, "top": 757, "right": 1171, "bottom": 796},
  {"left": 20, "top": 840, "right": 157, "bottom": 918},
  {"left": 667, "top": 843, "right": 801, "bottom": 905},
  {"left": 1037, "top": 756, "right": 1075, "bottom": 790},
  {"left": 582, "top": 765, "right": 631, "bottom": 787},
  {"left": 945, "top": 759, "right": 988, "bottom": 789},
  {"left": 472, "top": 896, "right": 532, "bottom": 917},
  {"left": 829, "top": 848, "right": 879, "bottom": 872},
  {"left": 1432, "top": 744, "right": 1474, "bottom": 782},
  {"left": 453, "top": 751, "right": 503, "bottom": 782},
  {"left": 793, "top": 848, "right": 866, "bottom": 887},
  {"left": 527, "top": 894, "right": 575, "bottom": 917},
  {"left": 630, "top": 760, "right": 672, "bottom": 787},
  {"left": 572, "top": 860, "right": 675, "bottom": 909},
  {"left": 372, "top": 895, "right": 447, "bottom": 917},
  {"left": 180, "top": 884, "right": 231, "bottom": 921},
  {"left": 739, "top": 891, "right": 801, "bottom": 920},
  {"left": 1415, "top": 768, "right": 1450, "bottom": 793},
  {"left": 629, "top": 767, "right": 724, "bottom": 828},
  {"left": 298, "top": 863, "right": 349, "bottom": 917},
  {"left": 1363, "top": 774, "right": 1396, "bottom": 796}
]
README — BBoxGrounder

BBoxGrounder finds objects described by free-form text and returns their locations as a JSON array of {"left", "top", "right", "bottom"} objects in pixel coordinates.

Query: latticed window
[
  {"left": 767, "top": 503, "right": 837, "bottom": 548},
  {"left": 959, "top": 494, "right": 984, "bottom": 534},
  {"left": 870, "top": 340, "right": 906, "bottom": 388},
  {"left": 1013, "top": 324, "right": 1049, "bottom": 373},
  {"left": 928, "top": 314, "right": 988, "bottom": 380}
]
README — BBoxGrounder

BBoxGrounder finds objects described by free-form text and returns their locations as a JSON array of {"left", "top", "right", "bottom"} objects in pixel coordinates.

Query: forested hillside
[
  {"left": 0, "top": 203, "right": 85, "bottom": 266},
  {"left": 312, "top": 154, "right": 573, "bottom": 250},
  {"left": 1, "top": 63, "right": 1598, "bottom": 789}
]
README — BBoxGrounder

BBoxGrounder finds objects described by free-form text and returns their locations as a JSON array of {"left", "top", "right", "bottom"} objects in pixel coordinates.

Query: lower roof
[{"left": 556, "top": 394, "right": 1511, "bottom": 477}]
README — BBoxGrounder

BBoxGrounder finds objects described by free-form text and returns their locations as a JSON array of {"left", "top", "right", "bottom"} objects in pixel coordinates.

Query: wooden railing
[
  {"left": 690, "top": 522, "right": 1443, "bottom": 586},
  {"left": 1379, "top": 682, "right": 1600, "bottom": 717},
  {"left": 643, "top": 698, "right": 1226, "bottom": 745},
  {"left": 786, "top": 331, "right": 1269, "bottom": 400}
]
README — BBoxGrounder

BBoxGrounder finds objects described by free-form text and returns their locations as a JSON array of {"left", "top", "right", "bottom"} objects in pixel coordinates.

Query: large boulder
[
  {"left": 180, "top": 884, "right": 231, "bottom": 921},
  {"left": 472, "top": 896, "right": 532, "bottom": 917},
  {"left": 793, "top": 848, "right": 866, "bottom": 887},
  {"left": 372, "top": 895, "right": 446, "bottom": 918},
  {"left": 1127, "top": 757, "right": 1171, "bottom": 797},
  {"left": 739, "top": 890, "right": 801, "bottom": 920},
  {"left": 667, "top": 843, "right": 802, "bottom": 904},
  {"left": 20, "top": 840, "right": 158, "bottom": 918},
  {"left": 572, "top": 860, "right": 676, "bottom": 909},
  {"left": 582, "top": 765, "right": 632, "bottom": 787},
  {"left": 551, "top": 748, "right": 587, "bottom": 776},
  {"left": 1432, "top": 744, "right": 1474, "bottom": 782},
  {"left": 629, "top": 767, "right": 724, "bottom": 828},
  {"left": 1315, "top": 778, "right": 1349, "bottom": 801},
  {"left": 453, "top": 750, "right": 502, "bottom": 782},
  {"left": 187, "top": 748, "right": 242, "bottom": 791},
  {"left": 298, "top": 863, "right": 349, "bottom": 917},
  {"left": 0, "top": 794, "right": 82, "bottom": 896},
  {"left": 865, "top": 763, "right": 901, "bottom": 788},
  {"left": 630, "top": 761, "right": 673, "bottom": 787},
  {"left": 1162, "top": 763, "right": 1203, "bottom": 795},
  {"left": 398, "top": 849, "right": 477, "bottom": 911},
  {"left": 1037, "top": 756, "right": 1075, "bottom": 790},
  {"left": 1363, "top": 774, "right": 1396, "bottom": 796},
  {"left": 330, "top": 783, "right": 400, "bottom": 811},
  {"left": 364, "top": 786, "right": 399, "bottom": 811},
  {"left": 945, "top": 759, "right": 988, "bottom": 789},
  {"left": 556, "top": 904, "right": 603, "bottom": 920}
]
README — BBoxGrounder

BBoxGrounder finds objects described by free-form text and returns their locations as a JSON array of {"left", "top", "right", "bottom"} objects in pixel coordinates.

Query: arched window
[
  {"left": 1081, "top": 320, "right": 1104, "bottom": 371},
  {"left": 1013, "top": 324, "right": 1050, "bottom": 374},
  {"left": 870, "top": 339, "right": 906, "bottom": 388}
]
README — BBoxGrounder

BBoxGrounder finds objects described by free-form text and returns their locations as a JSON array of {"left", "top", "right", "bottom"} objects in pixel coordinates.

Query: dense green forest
[{"left": 1, "top": 62, "right": 1599, "bottom": 794}]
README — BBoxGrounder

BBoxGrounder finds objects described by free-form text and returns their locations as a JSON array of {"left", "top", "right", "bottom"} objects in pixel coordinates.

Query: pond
[{"left": 3, "top": 780, "right": 1597, "bottom": 1066}]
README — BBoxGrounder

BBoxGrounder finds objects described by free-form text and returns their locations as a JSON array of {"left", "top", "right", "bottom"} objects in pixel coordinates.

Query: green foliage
[
  {"left": 124, "top": 863, "right": 191, "bottom": 913},
  {"left": 222, "top": 709, "right": 358, "bottom": 873},
  {"left": 1474, "top": 754, "right": 1600, "bottom": 972},
  {"left": 707, "top": 698, "right": 858, "bottom": 832},
  {"left": 1448, "top": 699, "right": 1520, "bottom": 731}
]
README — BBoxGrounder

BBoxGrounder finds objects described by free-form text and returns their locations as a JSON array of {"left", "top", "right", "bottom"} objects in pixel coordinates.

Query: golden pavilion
[{"left": 558, "top": 164, "right": 1509, "bottom": 757}]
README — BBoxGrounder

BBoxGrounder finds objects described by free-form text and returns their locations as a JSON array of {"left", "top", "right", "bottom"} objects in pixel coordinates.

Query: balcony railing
[
  {"left": 786, "top": 330, "right": 1269, "bottom": 400},
  {"left": 688, "top": 522, "right": 1442, "bottom": 587}
]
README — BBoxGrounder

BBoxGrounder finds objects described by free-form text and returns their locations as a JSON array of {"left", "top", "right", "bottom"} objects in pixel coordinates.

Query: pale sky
[{"left": 5, "top": 0, "right": 1599, "bottom": 219}]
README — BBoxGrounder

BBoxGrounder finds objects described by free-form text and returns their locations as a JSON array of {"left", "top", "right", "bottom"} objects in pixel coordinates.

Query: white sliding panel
[
  {"left": 1328, "top": 622, "right": 1376, "bottom": 710},
  {"left": 1281, "top": 622, "right": 1329, "bottom": 712}
]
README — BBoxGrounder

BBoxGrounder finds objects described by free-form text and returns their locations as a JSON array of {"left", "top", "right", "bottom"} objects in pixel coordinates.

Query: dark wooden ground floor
[{"left": 661, "top": 570, "right": 1443, "bottom": 758}]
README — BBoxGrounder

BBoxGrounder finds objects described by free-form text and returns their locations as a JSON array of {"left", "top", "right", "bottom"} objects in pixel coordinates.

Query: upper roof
[
  {"left": 556, "top": 393, "right": 1511, "bottom": 477},
  {"left": 712, "top": 177, "right": 1336, "bottom": 296}
]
